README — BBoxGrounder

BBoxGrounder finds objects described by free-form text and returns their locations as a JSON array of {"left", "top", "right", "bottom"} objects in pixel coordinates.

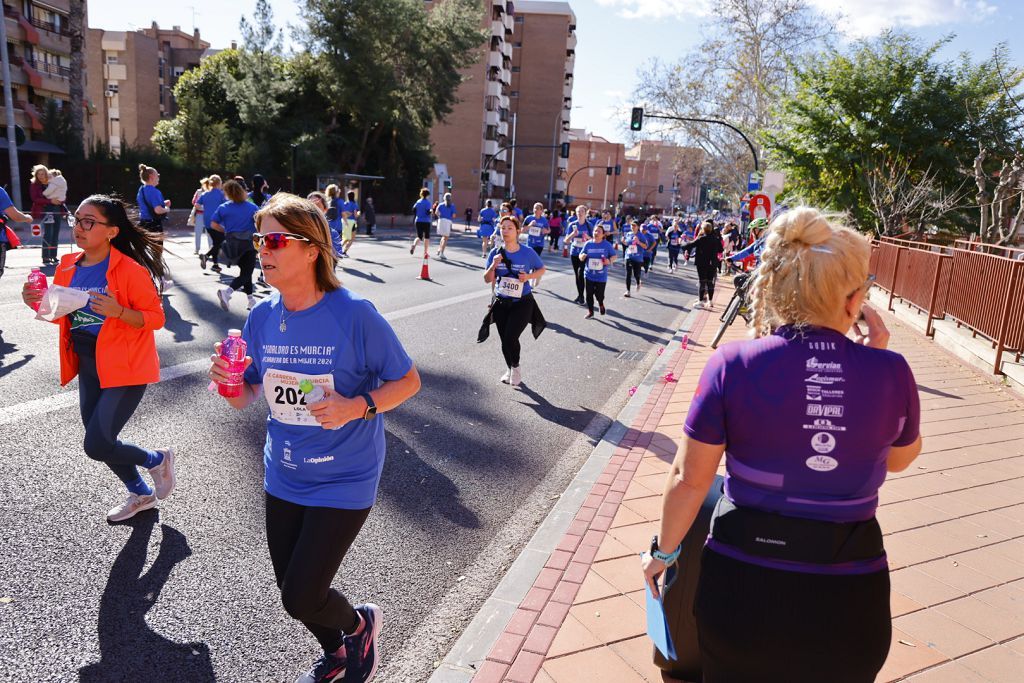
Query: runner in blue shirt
[
  {"left": 622, "top": 221, "right": 651, "bottom": 297},
  {"left": 435, "top": 193, "right": 457, "bottom": 259},
  {"left": 579, "top": 224, "right": 617, "bottom": 319},
  {"left": 597, "top": 209, "right": 617, "bottom": 249},
  {"left": 198, "top": 175, "right": 227, "bottom": 272},
  {"left": 483, "top": 215, "right": 546, "bottom": 387},
  {"left": 339, "top": 191, "right": 360, "bottom": 258},
  {"left": 477, "top": 201, "right": 498, "bottom": 258},
  {"left": 210, "top": 193, "right": 420, "bottom": 683},
  {"left": 666, "top": 219, "right": 685, "bottom": 273},
  {"left": 410, "top": 188, "right": 433, "bottom": 257},
  {"left": 644, "top": 216, "right": 663, "bottom": 273},
  {"left": 210, "top": 180, "right": 260, "bottom": 311},
  {"left": 522, "top": 202, "right": 550, "bottom": 257},
  {"left": 563, "top": 204, "right": 593, "bottom": 305}
]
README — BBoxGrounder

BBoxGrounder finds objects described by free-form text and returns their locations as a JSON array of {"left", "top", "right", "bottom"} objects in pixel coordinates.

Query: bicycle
[{"left": 710, "top": 272, "right": 753, "bottom": 349}]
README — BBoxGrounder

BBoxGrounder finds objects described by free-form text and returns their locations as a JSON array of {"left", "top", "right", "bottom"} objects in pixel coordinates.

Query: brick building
[
  {"left": 1, "top": 0, "right": 78, "bottom": 160},
  {"left": 626, "top": 139, "right": 702, "bottom": 212},
  {"left": 426, "top": 0, "right": 574, "bottom": 213},
  {"left": 86, "top": 23, "right": 210, "bottom": 155}
]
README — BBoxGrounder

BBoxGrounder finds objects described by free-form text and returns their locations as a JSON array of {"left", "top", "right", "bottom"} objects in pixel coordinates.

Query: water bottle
[
  {"left": 27, "top": 268, "right": 48, "bottom": 311},
  {"left": 299, "top": 379, "right": 326, "bottom": 406},
  {"left": 218, "top": 329, "right": 247, "bottom": 398}
]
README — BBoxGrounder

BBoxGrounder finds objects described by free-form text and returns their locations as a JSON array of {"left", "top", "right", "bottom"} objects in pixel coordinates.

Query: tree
[
  {"left": 67, "top": 0, "right": 86, "bottom": 157},
  {"left": 764, "top": 33, "right": 1024, "bottom": 234},
  {"left": 632, "top": 0, "right": 832, "bottom": 198},
  {"left": 297, "top": 0, "right": 486, "bottom": 175}
]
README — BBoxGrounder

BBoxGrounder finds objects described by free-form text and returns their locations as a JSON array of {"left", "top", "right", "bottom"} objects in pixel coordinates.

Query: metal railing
[
  {"left": 873, "top": 236, "right": 1024, "bottom": 372},
  {"left": 27, "top": 59, "right": 71, "bottom": 79},
  {"left": 28, "top": 17, "right": 70, "bottom": 36}
]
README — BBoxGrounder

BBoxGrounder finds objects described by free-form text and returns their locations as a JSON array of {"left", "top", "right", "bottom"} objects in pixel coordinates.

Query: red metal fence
[{"left": 871, "top": 236, "right": 1024, "bottom": 372}]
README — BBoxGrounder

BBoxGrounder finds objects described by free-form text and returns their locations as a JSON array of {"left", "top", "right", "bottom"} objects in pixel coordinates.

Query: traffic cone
[{"left": 417, "top": 251, "right": 431, "bottom": 280}]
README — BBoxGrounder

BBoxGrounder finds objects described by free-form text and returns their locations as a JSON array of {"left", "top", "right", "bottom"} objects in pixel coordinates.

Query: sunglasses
[
  {"left": 252, "top": 232, "right": 312, "bottom": 250},
  {"left": 848, "top": 273, "right": 876, "bottom": 298}
]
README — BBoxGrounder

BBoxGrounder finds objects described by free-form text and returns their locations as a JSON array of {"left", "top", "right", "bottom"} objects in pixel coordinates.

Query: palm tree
[{"left": 67, "top": 0, "right": 85, "bottom": 157}]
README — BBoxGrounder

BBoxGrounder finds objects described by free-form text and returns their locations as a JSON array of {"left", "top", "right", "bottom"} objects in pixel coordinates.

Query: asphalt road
[{"left": 0, "top": 228, "right": 700, "bottom": 682}]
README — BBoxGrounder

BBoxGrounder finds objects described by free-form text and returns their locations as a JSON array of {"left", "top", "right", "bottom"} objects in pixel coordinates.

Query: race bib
[
  {"left": 670, "top": 238, "right": 680, "bottom": 246},
  {"left": 587, "top": 258, "right": 604, "bottom": 271},
  {"left": 528, "top": 226, "right": 542, "bottom": 237},
  {"left": 496, "top": 277, "right": 524, "bottom": 299},
  {"left": 627, "top": 245, "right": 638, "bottom": 256},
  {"left": 573, "top": 238, "right": 583, "bottom": 247},
  {"left": 262, "top": 369, "right": 334, "bottom": 427}
]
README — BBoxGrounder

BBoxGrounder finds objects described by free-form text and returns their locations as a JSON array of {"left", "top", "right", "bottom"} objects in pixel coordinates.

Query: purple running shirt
[{"left": 685, "top": 325, "right": 920, "bottom": 573}]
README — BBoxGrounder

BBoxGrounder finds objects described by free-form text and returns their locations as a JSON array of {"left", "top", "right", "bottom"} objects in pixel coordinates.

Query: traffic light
[
  {"left": 630, "top": 107, "right": 643, "bottom": 131},
  {"left": 658, "top": 184, "right": 664, "bottom": 194},
  {"left": 559, "top": 142, "right": 570, "bottom": 158},
  {"left": 606, "top": 167, "right": 612, "bottom": 176},
  {"left": 481, "top": 171, "right": 490, "bottom": 182},
  {"left": 614, "top": 164, "right": 621, "bottom": 176},
  {"left": 617, "top": 193, "right": 624, "bottom": 203}
]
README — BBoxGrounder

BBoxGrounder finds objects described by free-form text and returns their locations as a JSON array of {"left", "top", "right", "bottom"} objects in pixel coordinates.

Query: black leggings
[
  {"left": 585, "top": 279, "right": 606, "bottom": 313},
  {"left": 491, "top": 296, "right": 533, "bottom": 368},
  {"left": 73, "top": 333, "right": 153, "bottom": 486},
  {"left": 697, "top": 264, "right": 717, "bottom": 301},
  {"left": 570, "top": 254, "right": 585, "bottom": 300},
  {"left": 230, "top": 250, "right": 257, "bottom": 295},
  {"left": 667, "top": 246, "right": 680, "bottom": 267},
  {"left": 266, "top": 493, "right": 371, "bottom": 653},
  {"left": 695, "top": 548, "right": 891, "bottom": 682},
  {"left": 205, "top": 229, "right": 225, "bottom": 264},
  {"left": 625, "top": 260, "right": 643, "bottom": 290}
]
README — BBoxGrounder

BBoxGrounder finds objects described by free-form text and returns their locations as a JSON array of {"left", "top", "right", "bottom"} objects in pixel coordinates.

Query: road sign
[
  {"left": 748, "top": 193, "right": 771, "bottom": 221},
  {"left": 747, "top": 171, "right": 762, "bottom": 192},
  {"left": 31, "top": 223, "right": 41, "bottom": 236}
]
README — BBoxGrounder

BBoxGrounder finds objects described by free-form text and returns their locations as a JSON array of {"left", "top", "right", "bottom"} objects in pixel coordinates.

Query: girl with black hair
[
  {"left": 251, "top": 174, "right": 271, "bottom": 208},
  {"left": 21, "top": 195, "right": 176, "bottom": 523}
]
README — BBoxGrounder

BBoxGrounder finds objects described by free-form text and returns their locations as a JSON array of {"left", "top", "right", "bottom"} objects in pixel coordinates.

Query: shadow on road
[
  {"left": 0, "top": 332, "right": 34, "bottom": 380},
  {"left": 161, "top": 294, "right": 199, "bottom": 343},
  {"left": 79, "top": 519, "right": 214, "bottom": 682}
]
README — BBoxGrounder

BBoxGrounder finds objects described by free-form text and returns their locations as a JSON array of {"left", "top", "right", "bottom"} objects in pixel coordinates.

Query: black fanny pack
[{"left": 709, "top": 498, "right": 883, "bottom": 565}]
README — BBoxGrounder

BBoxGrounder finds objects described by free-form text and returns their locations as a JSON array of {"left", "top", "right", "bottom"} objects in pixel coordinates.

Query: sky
[{"left": 86, "top": 0, "right": 1024, "bottom": 143}]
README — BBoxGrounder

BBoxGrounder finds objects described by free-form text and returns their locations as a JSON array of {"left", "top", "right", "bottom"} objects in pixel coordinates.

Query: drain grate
[{"left": 616, "top": 350, "right": 650, "bottom": 362}]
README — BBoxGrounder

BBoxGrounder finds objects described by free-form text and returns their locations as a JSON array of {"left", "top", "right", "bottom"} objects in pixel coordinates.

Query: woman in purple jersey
[{"left": 642, "top": 207, "right": 922, "bottom": 682}]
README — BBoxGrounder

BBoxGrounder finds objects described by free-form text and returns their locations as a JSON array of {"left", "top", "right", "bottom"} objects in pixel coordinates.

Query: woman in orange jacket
[{"left": 22, "top": 195, "right": 177, "bottom": 523}]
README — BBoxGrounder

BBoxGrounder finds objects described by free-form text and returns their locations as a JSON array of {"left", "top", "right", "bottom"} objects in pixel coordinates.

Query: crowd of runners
[{"left": 5, "top": 162, "right": 906, "bottom": 683}]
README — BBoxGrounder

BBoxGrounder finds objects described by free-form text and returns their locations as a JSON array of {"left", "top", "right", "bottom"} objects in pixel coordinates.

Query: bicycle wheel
[{"left": 710, "top": 294, "right": 742, "bottom": 349}]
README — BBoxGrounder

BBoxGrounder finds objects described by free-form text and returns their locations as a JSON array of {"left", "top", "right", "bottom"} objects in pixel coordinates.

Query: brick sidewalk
[{"left": 471, "top": 280, "right": 1024, "bottom": 683}]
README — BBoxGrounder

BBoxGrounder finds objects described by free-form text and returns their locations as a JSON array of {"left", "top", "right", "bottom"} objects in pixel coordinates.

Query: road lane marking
[{"left": 0, "top": 273, "right": 565, "bottom": 425}]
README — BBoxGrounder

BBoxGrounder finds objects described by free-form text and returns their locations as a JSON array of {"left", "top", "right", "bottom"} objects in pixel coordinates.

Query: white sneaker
[
  {"left": 509, "top": 366, "right": 521, "bottom": 387},
  {"left": 218, "top": 287, "right": 232, "bottom": 311},
  {"left": 106, "top": 492, "right": 158, "bottom": 523},
  {"left": 149, "top": 448, "right": 176, "bottom": 500},
  {"left": 500, "top": 368, "right": 511, "bottom": 384},
  {"left": 247, "top": 295, "right": 258, "bottom": 310}
]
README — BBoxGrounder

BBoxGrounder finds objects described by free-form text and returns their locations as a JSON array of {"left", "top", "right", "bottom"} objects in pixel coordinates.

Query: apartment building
[
  {"left": 506, "top": 0, "right": 574, "bottom": 208},
  {"left": 426, "top": 0, "right": 574, "bottom": 213},
  {"left": 626, "top": 139, "right": 702, "bottom": 212},
  {"left": 86, "top": 22, "right": 210, "bottom": 155},
  {"left": 1, "top": 0, "right": 79, "bottom": 156},
  {"left": 427, "top": 0, "right": 513, "bottom": 212}
]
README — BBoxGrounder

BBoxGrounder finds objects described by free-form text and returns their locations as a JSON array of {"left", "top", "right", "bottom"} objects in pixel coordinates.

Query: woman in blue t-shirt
[
  {"left": 435, "top": 192, "right": 457, "bottom": 259},
  {"left": 136, "top": 164, "right": 171, "bottom": 287},
  {"left": 477, "top": 200, "right": 498, "bottom": 258},
  {"left": 210, "top": 179, "right": 260, "bottom": 311},
  {"left": 410, "top": 188, "right": 433, "bottom": 257},
  {"left": 209, "top": 193, "right": 420, "bottom": 683},
  {"left": 621, "top": 221, "right": 650, "bottom": 297},
  {"left": 483, "top": 215, "right": 546, "bottom": 387},
  {"left": 198, "top": 175, "right": 227, "bottom": 272},
  {"left": 642, "top": 207, "right": 922, "bottom": 683},
  {"left": 563, "top": 204, "right": 592, "bottom": 305},
  {"left": 579, "top": 224, "right": 616, "bottom": 319}
]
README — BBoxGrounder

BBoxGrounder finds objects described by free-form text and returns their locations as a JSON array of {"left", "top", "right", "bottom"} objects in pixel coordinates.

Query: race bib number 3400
[
  {"left": 496, "top": 277, "right": 524, "bottom": 299},
  {"left": 262, "top": 369, "right": 334, "bottom": 426},
  {"left": 528, "top": 226, "right": 542, "bottom": 237}
]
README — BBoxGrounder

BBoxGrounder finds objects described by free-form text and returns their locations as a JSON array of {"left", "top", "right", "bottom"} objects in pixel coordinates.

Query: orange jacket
[{"left": 53, "top": 247, "right": 165, "bottom": 388}]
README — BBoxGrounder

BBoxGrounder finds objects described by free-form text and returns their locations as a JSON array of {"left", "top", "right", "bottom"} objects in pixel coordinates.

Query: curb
[{"left": 430, "top": 301, "right": 712, "bottom": 683}]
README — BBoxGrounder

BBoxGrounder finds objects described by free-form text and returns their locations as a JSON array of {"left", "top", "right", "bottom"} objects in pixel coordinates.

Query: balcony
[
  {"left": 29, "top": 16, "right": 70, "bottom": 37},
  {"left": 503, "top": 11, "right": 513, "bottom": 32},
  {"left": 500, "top": 68, "right": 511, "bottom": 85},
  {"left": 483, "top": 139, "right": 499, "bottom": 156},
  {"left": 5, "top": 5, "right": 39, "bottom": 45},
  {"left": 497, "top": 120, "right": 508, "bottom": 136},
  {"left": 485, "top": 108, "right": 499, "bottom": 126},
  {"left": 492, "top": 0, "right": 505, "bottom": 11},
  {"left": 30, "top": 59, "right": 71, "bottom": 80},
  {"left": 491, "top": 19, "right": 503, "bottom": 37},
  {"left": 567, "top": 32, "right": 577, "bottom": 51},
  {"left": 499, "top": 93, "right": 509, "bottom": 109},
  {"left": 486, "top": 79, "right": 502, "bottom": 98},
  {"left": 487, "top": 50, "right": 502, "bottom": 70},
  {"left": 13, "top": 99, "right": 43, "bottom": 131},
  {"left": 491, "top": 172, "right": 506, "bottom": 187},
  {"left": 563, "top": 82, "right": 572, "bottom": 99},
  {"left": 565, "top": 54, "right": 575, "bottom": 73},
  {"left": 502, "top": 41, "right": 512, "bottom": 59},
  {"left": 557, "top": 156, "right": 568, "bottom": 170}
]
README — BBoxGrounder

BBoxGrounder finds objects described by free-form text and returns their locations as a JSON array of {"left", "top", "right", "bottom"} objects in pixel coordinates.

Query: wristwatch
[
  {"left": 360, "top": 393, "right": 377, "bottom": 420},
  {"left": 649, "top": 535, "right": 681, "bottom": 565}
]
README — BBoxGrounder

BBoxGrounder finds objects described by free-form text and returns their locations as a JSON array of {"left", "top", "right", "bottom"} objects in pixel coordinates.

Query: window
[
  {"left": 629, "top": 180, "right": 636, "bottom": 187},
  {"left": 587, "top": 185, "right": 593, "bottom": 194},
  {"left": 510, "top": 90, "right": 519, "bottom": 97},
  {"left": 106, "top": 82, "right": 119, "bottom": 95},
  {"left": 511, "top": 66, "right": 520, "bottom": 73},
  {"left": 588, "top": 169, "right": 594, "bottom": 177},
  {"left": 513, "top": 41, "right": 522, "bottom": 48},
  {"left": 589, "top": 152, "right": 595, "bottom": 160},
  {"left": 106, "top": 55, "right": 118, "bottom": 64},
  {"left": 514, "top": 16, "right": 524, "bottom": 23}
]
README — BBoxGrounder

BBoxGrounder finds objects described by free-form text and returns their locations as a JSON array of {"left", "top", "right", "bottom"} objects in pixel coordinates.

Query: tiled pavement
[{"left": 470, "top": 280, "right": 1024, "bottom": 683}]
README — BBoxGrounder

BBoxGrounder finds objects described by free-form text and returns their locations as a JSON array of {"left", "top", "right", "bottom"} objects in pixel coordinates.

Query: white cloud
[{"left": 594, "top": 0, "right": 999, "bottom": 36}]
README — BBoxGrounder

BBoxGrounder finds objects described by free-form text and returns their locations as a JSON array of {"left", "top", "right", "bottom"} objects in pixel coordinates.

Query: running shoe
[
  {"left": 409, "top": 243, "right": 416, "bottom": 255},
  {"left": 343, "top": 604, "right": 382, "bottom": 682},
  {"left": 500, "top": 368, "right": 511, "bottom": 384},
  {"left": 218, "top": 287, "right": 232, "bottom": 311},
  {"left": 294, "top": 651, "right": 346, "bottom": 683},
  {"left": 211, "top": 264, "right": 223, "bottom": 273},
  {"left": 247, "top": 295, "right": 258, "bottom": 310},
  {"left": 106, "top": 492, "right": 157, "bottom": 523},
  {"left": 509, "top": 366, "right": 521, "bottom": 387},
  {"left": 599, "top": 303, "right": 606, "bottom": 315},
  {"left": 624, "top": 291, "right": 631, "bottom": 298},
  {"left": 200, "top": 254, "right": 208, "bottom": 270},
  {"left": 149, "top": 447, "right": 176, "bottom": 500}
]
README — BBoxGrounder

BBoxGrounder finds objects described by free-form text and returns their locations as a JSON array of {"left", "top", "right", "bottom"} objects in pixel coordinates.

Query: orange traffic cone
[{"left": 417, "top": 251, "right": 431, "bottom": 280}]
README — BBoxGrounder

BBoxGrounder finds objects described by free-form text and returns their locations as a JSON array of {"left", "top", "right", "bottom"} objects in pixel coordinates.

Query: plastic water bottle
[
  {"left": 299, "top": 379, "right": 326, "bottom": 406},
  {"left": 218, "top": 329, "right": 247, "bottom": 398},
  {"left": 27, "top": 268, "right": 48, "bottom": 311}
]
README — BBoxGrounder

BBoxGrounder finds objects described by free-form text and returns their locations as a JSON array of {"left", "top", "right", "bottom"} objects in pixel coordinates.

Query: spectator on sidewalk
[
  {"left": 363, "top": 197, "right": 376, "bottom": 236},
  {"left": 642, "top": 206, "right": 922, "bottom": 683}
]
